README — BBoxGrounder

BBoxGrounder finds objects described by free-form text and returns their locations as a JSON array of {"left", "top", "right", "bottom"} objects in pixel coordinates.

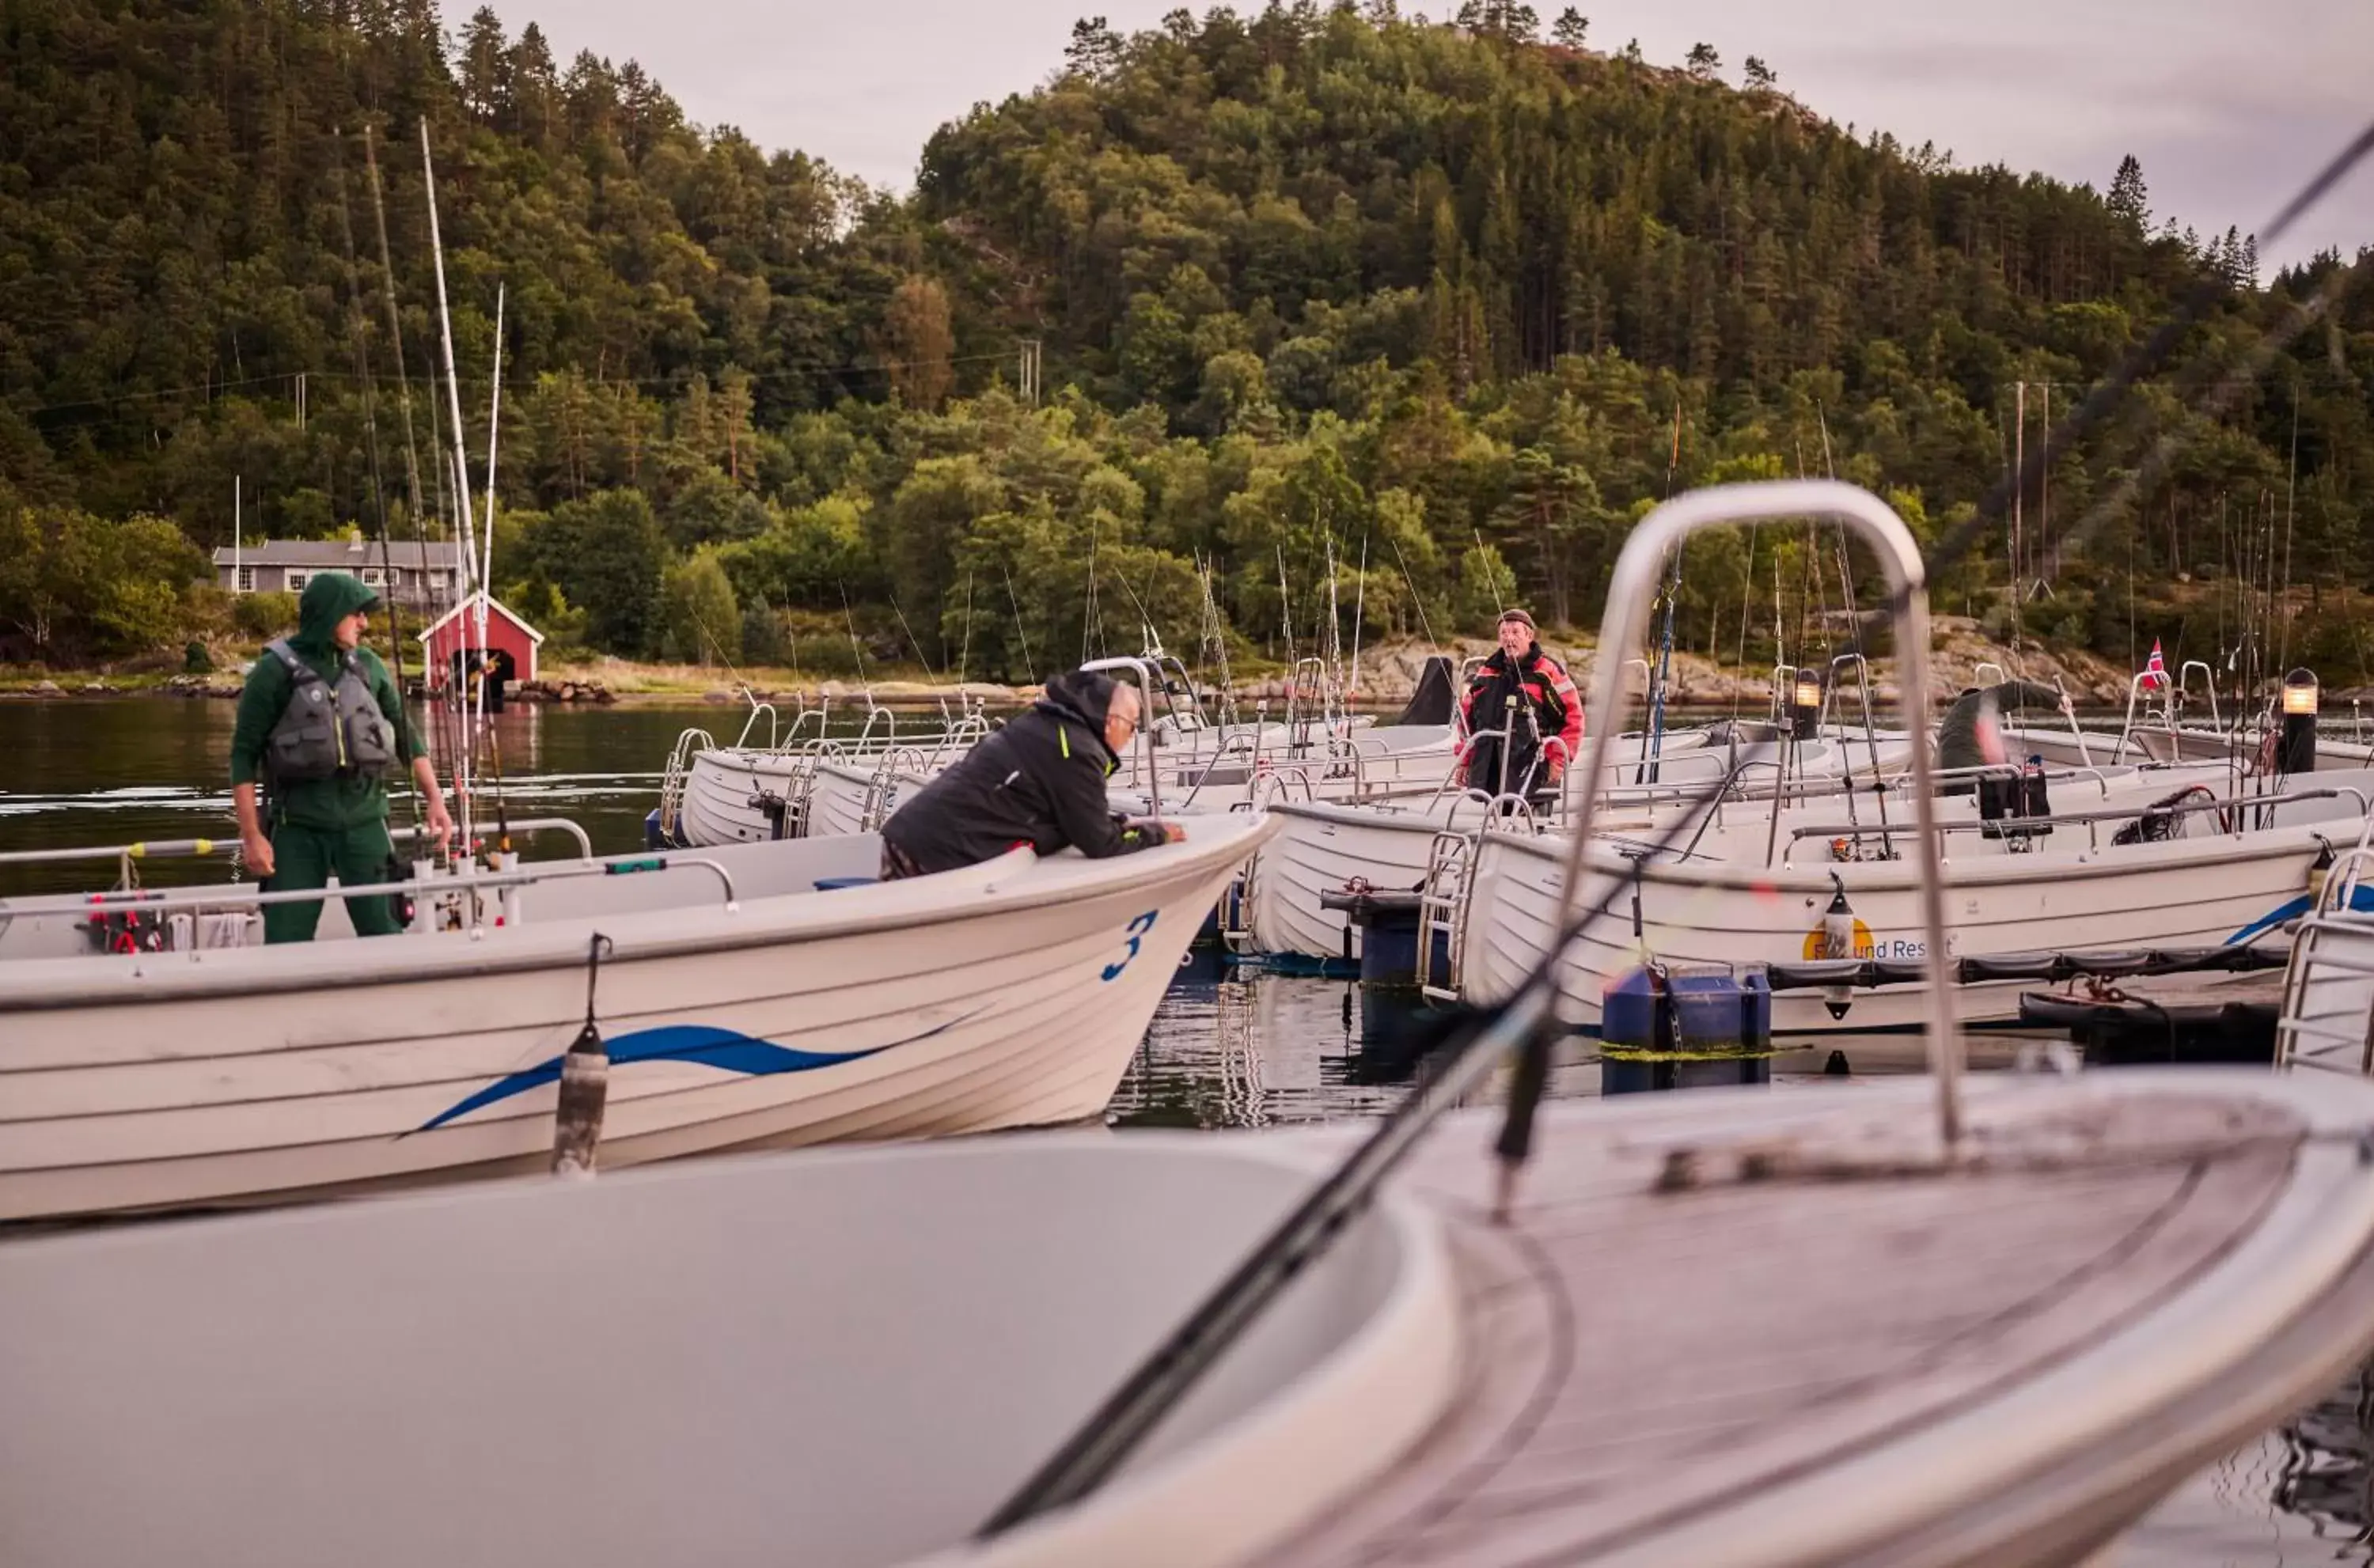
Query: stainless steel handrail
[
  {"left": 0, "top": 816, "right": 596, "bottom": 877},
  {"left": 1778, "top": 783, "right": 2372, "bottom": 863},
  {"left": 1547, "top": 481, "right": 1962, "bottom": 1143},
  {"left": 3, "top": 852, "right": 741, "bottom": 925},
  {"left": 1080, "top": 654, "right": 1166, "bottom": 819}
]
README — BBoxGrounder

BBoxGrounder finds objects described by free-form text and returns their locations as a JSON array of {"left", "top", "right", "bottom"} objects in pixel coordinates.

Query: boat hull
[
  {"left": 0, "top": 819, "right": 1277, "bottom": 1221},
  {"left": 1464, "top": 809, "right": 2362, "bottom": 1033}
]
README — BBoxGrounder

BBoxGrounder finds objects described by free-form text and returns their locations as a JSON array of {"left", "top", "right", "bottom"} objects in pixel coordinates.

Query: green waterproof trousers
[{"left": 262, "top": 819, "right": 402, "bottom": 944}]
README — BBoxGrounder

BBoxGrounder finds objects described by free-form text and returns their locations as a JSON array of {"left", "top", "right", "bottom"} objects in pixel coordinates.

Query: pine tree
[
  {"left": 1685, "top": 42, "right": 1720, "bottom": 79},
  {"left": 457, "top": 7, "right": 510, "bottom": 124},
  {"left": 1551, "top": 7, "right": 1587, "bottom": 47},
  {"left": 2107, "top": 154, "right": 2149, "bottom": 234},
  {"left": 1742, "top": 55, "right": 1775, "bottom": 90},
  {"left": 1065, "top": 16, "right": 1124, "bottom": 78}
]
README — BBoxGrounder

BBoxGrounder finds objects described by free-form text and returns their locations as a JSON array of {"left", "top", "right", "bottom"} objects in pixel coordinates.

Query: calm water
[{"left": 2, "top": 695, "right": 2365, "bottom": 1562}]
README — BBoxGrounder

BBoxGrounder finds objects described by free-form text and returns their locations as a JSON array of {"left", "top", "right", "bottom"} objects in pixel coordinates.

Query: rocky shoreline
[{"left": 0, "top": 621, "right": 2339, "bottom": 710}]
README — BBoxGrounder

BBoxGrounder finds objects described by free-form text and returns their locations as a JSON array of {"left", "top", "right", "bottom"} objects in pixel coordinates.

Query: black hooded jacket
[{"left": 879, "top": 670, "right": 1166, "bottom": 876}]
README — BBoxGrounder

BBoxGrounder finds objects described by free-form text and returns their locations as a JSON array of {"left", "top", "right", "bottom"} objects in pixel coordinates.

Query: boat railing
[
  {"left": 1777, "top": 782, "right": 2372, "bottom": 864},
  {"left": 1451, "top": 657, "right": 1490, "bottom": 740},
  {"left": 656, "top": 728, "right": 715, "bottom": 843},
  {"left": 0, "top": 819, "right": 597, "bottom": 894},
  {"left": 1080, "top": 654, "right": 1166, "bottom": 818},
  {"left": 1171, "top": 732, "right": 1264, "bottom": 812},
  {"left": 1249, "top": 768, "right": 1318, "bottom": 809},
  {"left": 768, "top": 706, "right": 824, "bottom": 754},
  {"left": 1149, "top": 651, "right": 1209, "bottom": 732},
  {"left": 1438, "top": 714, "right": 1557, "bottom": 824},
  {"left": 2178, "top": 659, "right": 2222, "bottom": 733},
  {"left": 1416, "top": 828, "right": 1479, "bottom": 1002},
  {"left": 4, "top": 851, "right": 742, "bottom": 932},
  {"left": 731, "top": 687, "right": 779, "bottom": 751},
  {"left": 860, "top": 747, "right": 932, "bottom": 831},
  {"left": 2274, "top": 869, "right": 2374, "bottom": 1073},
  {"left": 1247, "top": 744, "right": 1371, "bottom": 805}
]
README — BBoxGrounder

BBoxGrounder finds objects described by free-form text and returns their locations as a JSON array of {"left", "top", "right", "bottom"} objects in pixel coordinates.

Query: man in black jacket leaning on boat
[{"left": 878, "top": 668, "right": 1185, "bottom": 879}]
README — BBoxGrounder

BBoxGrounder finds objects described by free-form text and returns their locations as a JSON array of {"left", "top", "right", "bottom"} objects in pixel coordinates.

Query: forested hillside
[{"left": 1, "top": 0, "right": 2368, "bottom": 681}]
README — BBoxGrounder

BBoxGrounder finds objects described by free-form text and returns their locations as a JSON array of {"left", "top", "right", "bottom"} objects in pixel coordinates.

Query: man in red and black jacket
[{"left": 1457, "top": 608, "right": 1583, "bottom": 798}]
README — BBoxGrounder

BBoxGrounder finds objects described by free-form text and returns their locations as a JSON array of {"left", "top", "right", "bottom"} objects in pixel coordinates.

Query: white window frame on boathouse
[
  {"left": 284, "top": 570, "right": 310, "bottom": 593},
  {"left": 235, "top": 566, "right": 256, "bottom": 593}
]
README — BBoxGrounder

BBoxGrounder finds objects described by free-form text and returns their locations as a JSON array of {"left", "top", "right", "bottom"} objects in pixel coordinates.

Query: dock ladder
[
  {"left": 1416, "top": 829, "right": 1477, "bottom": 1002},
  {"left": 655, "top": 727, "right": 715, "bottom": 844}
]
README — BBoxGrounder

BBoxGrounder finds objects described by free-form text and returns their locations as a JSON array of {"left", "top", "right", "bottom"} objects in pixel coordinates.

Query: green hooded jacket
[{"left": 229, "top": 573, "right": 427, "bottom": 829}]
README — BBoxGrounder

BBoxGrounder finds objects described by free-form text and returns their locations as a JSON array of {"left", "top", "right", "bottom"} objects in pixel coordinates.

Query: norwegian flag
[{"left": 2140, "top": 638, "right": 2168, "bottom": 691}]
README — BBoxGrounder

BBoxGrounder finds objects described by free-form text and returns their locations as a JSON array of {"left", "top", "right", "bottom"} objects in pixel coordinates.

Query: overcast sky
[{"left": 523, "top": 0, "right": 2372, "bottom": 271}]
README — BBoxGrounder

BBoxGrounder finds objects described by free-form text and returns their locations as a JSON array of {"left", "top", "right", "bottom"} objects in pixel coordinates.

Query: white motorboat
[
  {"left": 0, "top": 813, "right": 1276, "bottom": 1221},
  {"left": 1462, "top": 771, "right": 2374, "bottom": 1032},
  {"left": 15, "top": 483, "right": 2374, "bottom": 1568},
  {"left": 1241, "top": 756, "right": 2239, "bottom": 968}
]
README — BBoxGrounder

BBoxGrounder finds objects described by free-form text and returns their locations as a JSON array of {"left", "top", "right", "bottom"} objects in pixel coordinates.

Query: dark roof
[{"left": 210, "top": 539, "right": 466, "bottom": 567}]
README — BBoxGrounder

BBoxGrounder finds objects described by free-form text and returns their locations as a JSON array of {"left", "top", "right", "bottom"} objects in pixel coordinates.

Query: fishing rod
[
  {"left": 887, "top": 593, "right": 942, "bottom": 683},
  {"left": 362, "top": 119, "right": 465, "bottom": 831},
  {"left": 327, "top": 129, "right": 422, "bottom": 843},
  {"left": 1383, "top": 528, "right": 1439, "bottom": 648},
  {"left": 974, "top": 112, "right": 2374, "bottom": 1543},
  {"left": 475, "top": 282, "right": 512, "bottom": 858},
  {"left": 1815, "top": 403, "right": 1892, "bottom": 835},
  {"left": 420, "top": 119, "right": 482, "bottom": 858},
  {"left": 1644, "top": 399, "right": 1685, "bottom": 780},
  {"left": 1348, "top": 532, "right": 1369, "bottom": 708},
  {"left": 999, "top": 564, "right": 1035, "bottom": 680},
  {"left": 837, "top": 581, "right": 877, "bottom": 708}
]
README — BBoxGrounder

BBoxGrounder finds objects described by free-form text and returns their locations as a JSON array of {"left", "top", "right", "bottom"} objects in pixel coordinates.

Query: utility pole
[
  {"left": 1017, "top": 338, "right": 1041, "bottom": 407},
  {"left": 2012, "top": 379, "right": 2026, "bottom": 619},
  {"left": 2038, "top": 381, "right": 2050, "bottom": 582}
]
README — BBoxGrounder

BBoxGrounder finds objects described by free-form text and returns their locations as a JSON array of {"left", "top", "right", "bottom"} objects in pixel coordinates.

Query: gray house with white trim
[{"left": 211, "top": 534, "right": 467, "bottom": 616}]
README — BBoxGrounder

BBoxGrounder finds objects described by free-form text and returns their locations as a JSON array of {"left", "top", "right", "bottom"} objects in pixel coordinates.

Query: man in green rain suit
[{"left": 230, "top": 573, "right": 454, "bottom": 942}]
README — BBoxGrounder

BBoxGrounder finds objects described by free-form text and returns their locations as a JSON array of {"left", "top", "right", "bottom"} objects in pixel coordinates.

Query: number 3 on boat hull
[{"left": 1103, "top": 911, "right": 1159, "bottom": 981}]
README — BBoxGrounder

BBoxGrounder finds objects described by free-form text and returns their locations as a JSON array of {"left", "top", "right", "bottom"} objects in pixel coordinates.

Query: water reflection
[
  {"left": 1113, "top": 964, "right": 1600, "bottom": 1129},
  {"left": 2118, "top": 1367, "right": 2374, "bottom": 1563}
]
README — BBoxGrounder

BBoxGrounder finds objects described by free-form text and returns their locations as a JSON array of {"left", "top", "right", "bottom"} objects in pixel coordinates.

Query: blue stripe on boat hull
[
  {"left": 414, "top": 1017, "right": 965, "bottom": 1134},
  {"left": 2226, "top": 883, "right": 2374, "bottom": 946}
]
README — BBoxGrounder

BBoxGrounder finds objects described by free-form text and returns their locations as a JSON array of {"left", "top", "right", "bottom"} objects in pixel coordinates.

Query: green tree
[
  {"left": 548, "top": 490, "right": 669, "bottom": 657},
  {"left": 660, "top": 549, "right": 743, "bottom": 664},
  {"left": 2107, "top": 155, "right": 2150, "bottom": 234}
]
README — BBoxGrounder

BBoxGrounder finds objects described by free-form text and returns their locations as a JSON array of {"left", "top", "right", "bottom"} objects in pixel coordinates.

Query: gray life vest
[{"left": 263, "top": 639, "right": 397, "bottom": 787}]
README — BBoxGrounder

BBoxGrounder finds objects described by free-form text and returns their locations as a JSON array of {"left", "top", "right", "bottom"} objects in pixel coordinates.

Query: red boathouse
[{"left": 416, "top": 592, "right": 544, "bottom": 691}]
